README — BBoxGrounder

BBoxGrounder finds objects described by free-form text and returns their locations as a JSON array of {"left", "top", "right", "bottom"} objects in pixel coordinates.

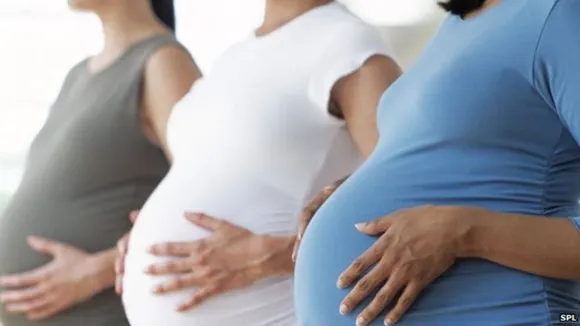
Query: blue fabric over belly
[
  {"left": 295, "top": 1, "right": 580, "bottom": 324},
  {"left": 294, "top": 160, "right": 580, "bottom": 326}
]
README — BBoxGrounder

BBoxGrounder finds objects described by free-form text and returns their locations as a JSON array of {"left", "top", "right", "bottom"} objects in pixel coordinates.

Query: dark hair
[
  {"left": 151, "top": 0, "right": 176, "bottom": 32},
  {"left": 438, "top": 0, "right": 486, "bottom": 18}
]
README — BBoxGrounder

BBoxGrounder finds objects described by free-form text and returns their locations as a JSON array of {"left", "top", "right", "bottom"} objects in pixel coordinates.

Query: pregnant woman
[
  {"left": 294, "top": 0, "right": 580, "bottom": 325},
  {"left": 120, "top": 1, "right": 401, "bottom": 325},
  {"left": 0, "top": 0, "right": 200, "bottom": 325}
]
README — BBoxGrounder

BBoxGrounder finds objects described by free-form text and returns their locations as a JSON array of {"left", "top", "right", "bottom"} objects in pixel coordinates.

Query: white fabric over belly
[
  {"left": 120, "top": 3, "right": 386, "bottom": 324},
  {"left": 122, "top": 165, "right": 299, "bottom": 326}
]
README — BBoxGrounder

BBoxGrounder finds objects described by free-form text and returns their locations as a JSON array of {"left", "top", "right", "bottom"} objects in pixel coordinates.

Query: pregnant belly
[
  {"left": 122, "top": 170, "right": 298, "bottom": 326},
  {"left": 0, "top": 190, "right": 134, "bottom": 326},
  {"left": 294, "top": 163, "right": 580, "bottom": 326}
]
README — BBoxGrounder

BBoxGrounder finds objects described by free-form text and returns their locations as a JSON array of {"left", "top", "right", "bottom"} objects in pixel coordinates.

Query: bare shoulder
[
  {"left": 147, "top": 45, "right": 200, "bottom": 74},
  {"left": 355, "top": 55, "right": 401, "bottom": 83},
  {"left": 334, "top": 55, "right": 402, "bottom": 105},
  {"left": 142, "top": 44, "right": 202, "bottom": 114},
  {"left": 140, "top": 45, "right": 202, "bottom": 156},
  {"left": 144, "top": 45, "right": 202, "bottom": 93}
]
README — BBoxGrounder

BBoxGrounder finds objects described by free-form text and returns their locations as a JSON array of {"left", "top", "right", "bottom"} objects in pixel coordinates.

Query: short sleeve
[
  {"left": 533, "top": 0, "right": 580, "bottom": 142},
  {"left": 307, "top": 23, "right": 395, "bottom": 119},
  {"left": 533, "top": 0, "right": 580, "bottom": 227}
]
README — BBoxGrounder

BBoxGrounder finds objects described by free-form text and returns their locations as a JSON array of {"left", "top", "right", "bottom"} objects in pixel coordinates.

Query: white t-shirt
[{"left": 122, "top": 2, "right": 393, "bottom": 326}]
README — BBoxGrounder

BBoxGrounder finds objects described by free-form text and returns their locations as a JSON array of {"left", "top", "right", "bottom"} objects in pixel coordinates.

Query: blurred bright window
[
  {"left": 0, "top": 0, "right": 262, "bottom": 210},
  {"left": 0, "top": 3, "right": 100, "bottom": 206}
]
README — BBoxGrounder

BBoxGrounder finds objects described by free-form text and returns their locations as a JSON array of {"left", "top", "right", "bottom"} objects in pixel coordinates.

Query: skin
[
  {"left": 114, "top": 0, "right": 402, "bottom": 312},
  {"left": 299, "top": 1, "right": 580, "bottom": 325},
  {"left": 338, "top": 206, "right": 580, "bottom": 326},
  {"left": 0, "top": 237, "right": 117, "bottom": 320},
  {"left": 140, "top": 42, "right": 201, "bottom": 160},
  {"left": 0, "top": 0, "right": 201, "bottom": 320}
]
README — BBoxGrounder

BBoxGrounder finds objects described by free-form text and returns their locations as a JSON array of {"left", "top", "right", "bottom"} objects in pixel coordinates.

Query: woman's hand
[
  {"left": 114, "top": 210, "right": 139, "bottom": 294},
  {"left": 338, "top": 206, "right": 475, "bottom": 326},
  {"left": 0, "top": 236, "right": 113, "bottom": 320},
  {"left": 146, "top": 212, "right": 294, "bottom": 311},
  {"left": 292, "top": 175, "right": 348, "bottom": 261}
]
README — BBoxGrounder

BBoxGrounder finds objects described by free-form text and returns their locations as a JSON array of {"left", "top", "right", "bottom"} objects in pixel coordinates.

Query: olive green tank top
[{"left": 0, "top": 34, "right": 189, "bottom": 326}]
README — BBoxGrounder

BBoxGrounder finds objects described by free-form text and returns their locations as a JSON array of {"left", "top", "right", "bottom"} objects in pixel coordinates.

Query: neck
[
  {"left": 463, "top": 0, "right": 499, "bottom": 19},
  {"left": 259, "top": 0, "right": 332, "bottom": 34},
  {"left": 96, "top": 3, "right": 166, "bottom": 56}
]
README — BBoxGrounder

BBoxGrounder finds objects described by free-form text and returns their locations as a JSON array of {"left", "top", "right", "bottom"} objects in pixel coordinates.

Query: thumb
[
  {"left": 355, "top": 217, "right": 392, "bottom": 235},
  {"left": 27, "top": 236, "right": 67, "bottom": 256},
  {"left": 129, "top": 210, "right": 140, "bottom": 223}
]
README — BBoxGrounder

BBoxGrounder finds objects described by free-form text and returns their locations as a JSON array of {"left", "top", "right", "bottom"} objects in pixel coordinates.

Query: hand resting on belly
[{"left": 117, "top": 212, "right": 294, "bottom": 311}]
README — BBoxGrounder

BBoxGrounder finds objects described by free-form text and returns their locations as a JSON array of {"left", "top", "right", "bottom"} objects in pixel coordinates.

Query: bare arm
[
  {"left": 274, "top": 56, "right": 402, "bottom": 275},
  {"left": 113, "top": 48, "right": 201, "bottom": 293},
  {"left": 257, "top": 235, "right": 296, "bottom": 277},
  {"left": 141, "top": 46, "right": 203, "bottom": 161},
  {"left": 88, "top": 247, "right": 118, "bottom": 290},
  {"left": 461, "top": 209, "right": 580, "bottom": 279},
  {"left": 463, "top": 0, "right": 580, "bottom": 280},
  {"left": 0, "top": 237, "right": 121, "bottom": 320},
  {"left": 332, "top": 55, "right": 402, "bottom": 158}
]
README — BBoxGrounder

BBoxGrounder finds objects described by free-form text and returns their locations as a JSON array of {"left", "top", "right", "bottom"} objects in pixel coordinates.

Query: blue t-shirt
[{"left": 294, "top": 0, "right": 580, "bottom": 325}]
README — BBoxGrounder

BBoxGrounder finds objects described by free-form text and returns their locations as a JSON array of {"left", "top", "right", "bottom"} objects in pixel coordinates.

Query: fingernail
[
  {"left": 339, "top": 304, "right": 348, "bottom": 315},
  {"left": 336, "top": 278, "right": 345, "bottom": 289},
  {"left": 385, "top": 319, "right": 393, "bottom": 326},
  {"left": 356, "top": 316, "right": 366, "bottom": 326}
]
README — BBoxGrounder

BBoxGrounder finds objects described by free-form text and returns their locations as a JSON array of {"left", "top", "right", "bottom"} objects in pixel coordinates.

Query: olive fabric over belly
[
  {"left": 0, "top": 34, "right": 187, "bottom": 326},
  {"left": 0, "top": 182, "right": 155, "bottom": 326}
]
